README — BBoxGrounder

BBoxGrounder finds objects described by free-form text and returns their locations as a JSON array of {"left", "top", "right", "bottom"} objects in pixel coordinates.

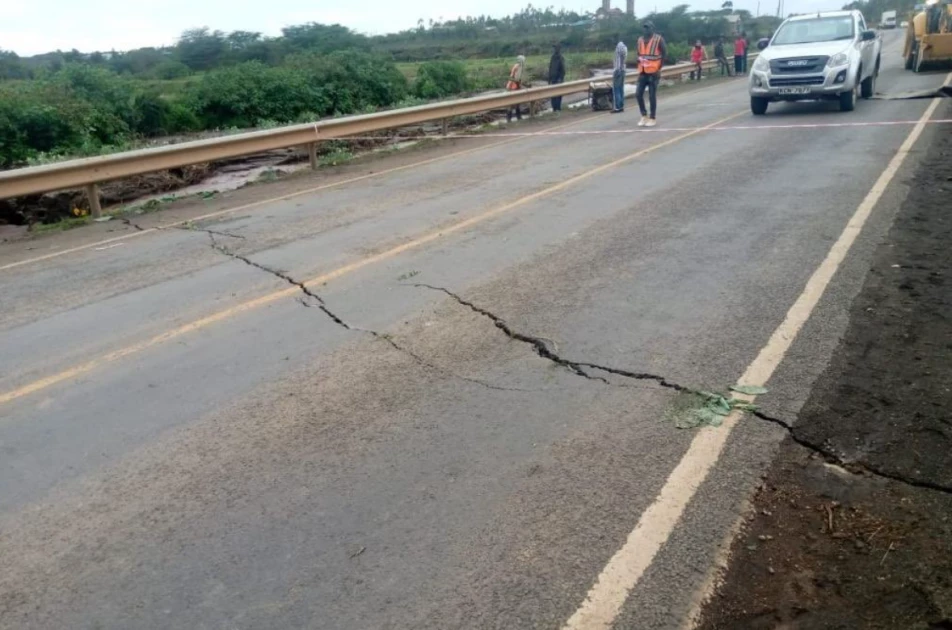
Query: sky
[{"left": 3, "top": 0, "right": 837, "bottom": 56}]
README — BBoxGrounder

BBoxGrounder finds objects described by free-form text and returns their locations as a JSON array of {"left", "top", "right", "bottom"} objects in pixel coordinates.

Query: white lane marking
[
  {"left": 311, "top": 119, "right": 952, "bottom": 141},
  {"left": 561, "top": 73, "right": 952, "bottom": 630}
]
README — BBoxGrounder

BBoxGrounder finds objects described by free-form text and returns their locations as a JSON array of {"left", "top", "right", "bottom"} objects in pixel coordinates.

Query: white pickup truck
[
  {"left": 881, "top": 10, "right": 898, "bottom": 28},
  {"left": 748, "top": 10, "right": 882, "bottom": 114}
]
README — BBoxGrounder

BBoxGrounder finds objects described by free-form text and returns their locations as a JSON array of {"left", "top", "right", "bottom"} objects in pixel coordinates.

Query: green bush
[
  {"left": 413, "top": 60, "right": 471, "bottom": 99},
  {"left": 186, "top": 62, "right": 330, "bottom": 128},
  {"left": 285, "top": 52, "right": 409, "bottom": 115},
  {"left": 130, "top": 91, "right": 200, "bottom": 136},
  {"left": 0, "top": 79, "right": 131, "bottom": 167},
  {"left": 151, "top": 60, "right": 191, "bottom": 80}
]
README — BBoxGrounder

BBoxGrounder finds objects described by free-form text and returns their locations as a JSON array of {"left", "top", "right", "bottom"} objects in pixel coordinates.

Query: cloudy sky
[{"left": 4, "top": 0, "right": 836, "bottom": 56}]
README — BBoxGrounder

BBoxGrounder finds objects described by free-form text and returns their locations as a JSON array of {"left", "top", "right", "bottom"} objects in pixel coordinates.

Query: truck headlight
[
  {"left": 753, "top": 56, "right": 769, "bottom": 72},
  {"left": 827, "top": 52, "right": 849, "bottom": 67}
]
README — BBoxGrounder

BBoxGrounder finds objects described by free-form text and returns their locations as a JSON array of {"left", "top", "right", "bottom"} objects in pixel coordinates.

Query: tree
[
  {"left": 176, "top": 28, "right": 227, "bottom": 71},
  {"left": 722, "top": 1, "right": 734, "bottom": 10},
  {"left": 110, "top": 47, "right": 166, "bottom": 75},
  {"left": 280, "top": 23, "right": 368, "bottom": 55},
  {"left": 0, "top": 50, "right": 31, "bottom": 80}
]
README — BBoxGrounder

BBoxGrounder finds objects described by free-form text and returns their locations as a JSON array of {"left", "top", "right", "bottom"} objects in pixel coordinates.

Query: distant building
[{"left": 596, "top": 1, "right": 634, "bottom": 17}]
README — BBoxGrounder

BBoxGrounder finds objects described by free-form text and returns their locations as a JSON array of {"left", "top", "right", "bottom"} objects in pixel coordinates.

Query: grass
[
  {"left": 28, "top": 215, "right": 91, "bottom": 234},
  {"left": 397, "top": 51, "right": 613, "bottom": 90}
]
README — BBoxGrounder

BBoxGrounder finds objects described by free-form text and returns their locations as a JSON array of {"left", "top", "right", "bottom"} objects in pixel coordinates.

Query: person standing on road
[
  {"left": 636, "top": 21, "right": 666, "bottom": 127},
  {"left": 506, "top": 55, "right": 526, "bottom": 123},
  {"left": 548, "top": 43, "right": 566, "bottom": 113},
  {"left": 690, "top": 40, "right": 707, "bottom": 81},
  {"left": 714, "top": 37, "right": 732, "bottom": 76},
  {"left": 734, "top": 33, "right": 747, "bottom": 75},
  {"left": 612, "top": 36, "right": 628, "bottom": 113}
]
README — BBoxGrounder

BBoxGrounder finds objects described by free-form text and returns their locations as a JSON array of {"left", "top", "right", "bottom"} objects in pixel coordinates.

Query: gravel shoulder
[{"left": 697, "top": 114, "right": 952, "bottom": 629}]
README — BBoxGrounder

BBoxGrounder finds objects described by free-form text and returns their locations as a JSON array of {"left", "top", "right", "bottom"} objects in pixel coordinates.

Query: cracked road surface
[{"left": 1, "top": 32, "right": 948, "bottom": 629}]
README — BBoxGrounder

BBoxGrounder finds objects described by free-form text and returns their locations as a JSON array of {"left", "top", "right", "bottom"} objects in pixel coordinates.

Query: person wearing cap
[{"left": 636, "top": 21, "right": 666, "bottom": 127}]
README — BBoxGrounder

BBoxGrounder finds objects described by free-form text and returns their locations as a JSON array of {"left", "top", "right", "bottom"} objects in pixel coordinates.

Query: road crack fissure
[
  {"left": 205, "top": 237, "right": 529, "bottom": 392},
  {"left": 120, "top": 217, "right": 145, "bottom": 232},
  {"left": 413, "top": 284, "right": 607, "bottom": 383},
  {"left": 416, "top": 283, "right": 952, "bottom": 496},
  {"left": 185, "top": 225, "right": 246, "bottom": 240}
]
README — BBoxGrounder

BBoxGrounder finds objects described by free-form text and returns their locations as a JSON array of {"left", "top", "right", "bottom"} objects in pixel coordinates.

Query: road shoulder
[{"left": 697, "top": 113, "right": 952, "bottom": 629}]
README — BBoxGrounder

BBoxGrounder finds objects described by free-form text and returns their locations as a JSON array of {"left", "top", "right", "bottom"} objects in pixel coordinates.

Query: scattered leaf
[{"left": 730, "top": 384, "right": 769, "bottom": 396}]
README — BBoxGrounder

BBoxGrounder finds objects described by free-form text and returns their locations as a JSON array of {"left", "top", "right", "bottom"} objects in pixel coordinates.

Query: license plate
[{"left": 779, "top": 87, "right": 812, "bottom": 95}]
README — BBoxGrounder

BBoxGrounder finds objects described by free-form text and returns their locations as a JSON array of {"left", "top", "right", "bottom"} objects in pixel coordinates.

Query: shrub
[
  {"left": 413, "top": 60, "right": 471, "bottom": 99},
  {"left": 151, "top": 60, "right": 191, "bottom": 80},
  {"left": 285, "top": 51, "right": 409, "bottom": 115},
  {"left": 0, "top": 80, "right": 131, "bottom": 167},
  {"left": 130, "top": 92, "right": 200, "bottom": 136},
  {"left": 187, "top": 62, "right": 330, "bottom": 128}
]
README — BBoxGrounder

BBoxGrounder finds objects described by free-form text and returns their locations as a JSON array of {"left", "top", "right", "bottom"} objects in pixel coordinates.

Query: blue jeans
[{"left": 612, "top": 70, "right": 625, "bottom": 111}]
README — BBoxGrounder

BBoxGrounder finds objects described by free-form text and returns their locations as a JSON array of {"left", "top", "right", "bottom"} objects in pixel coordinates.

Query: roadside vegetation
[{"left": 0, "top": 6, "right": 783, "bottom": 169}]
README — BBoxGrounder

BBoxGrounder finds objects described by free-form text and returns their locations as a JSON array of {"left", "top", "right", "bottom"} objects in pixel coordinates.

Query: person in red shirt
[
  {"left": 734, "top": 33, "right": 747, "bottom": 75},
  {"left": 690, "top": 40, "right": 706, "bottom": 81}
]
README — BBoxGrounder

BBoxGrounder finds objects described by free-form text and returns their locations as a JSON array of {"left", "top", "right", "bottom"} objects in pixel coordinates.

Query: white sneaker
[
  {"left": 645, "top": 118, "right": 657, "bottom": 127},
  {"left": 637, "top": 116, "right": 647, "bottom": 127}
]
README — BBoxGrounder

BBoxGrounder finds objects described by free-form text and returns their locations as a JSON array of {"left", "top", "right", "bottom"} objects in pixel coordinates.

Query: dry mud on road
[{"left": 698, "top": 116, "right": 952, "bottom": 629}]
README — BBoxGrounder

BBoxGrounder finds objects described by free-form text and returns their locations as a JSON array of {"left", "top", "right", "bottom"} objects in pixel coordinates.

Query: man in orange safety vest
[{"left": 635, "top": 21, "right": 667, "bottom": 128}]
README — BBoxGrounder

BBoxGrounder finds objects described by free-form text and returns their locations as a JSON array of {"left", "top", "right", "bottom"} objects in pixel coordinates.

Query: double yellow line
[{"left": 0, "top": 110, "right": 743, "bottom": 407}]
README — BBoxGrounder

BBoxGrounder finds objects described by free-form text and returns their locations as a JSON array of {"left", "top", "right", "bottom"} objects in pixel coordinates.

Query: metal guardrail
[{"left": 0, "top": 56, "right": 750, "bottom": 214}]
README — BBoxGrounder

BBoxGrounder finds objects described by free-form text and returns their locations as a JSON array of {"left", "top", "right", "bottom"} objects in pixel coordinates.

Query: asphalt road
[{"left": 0, "top": 31, "right": 948, "bottom": 629}]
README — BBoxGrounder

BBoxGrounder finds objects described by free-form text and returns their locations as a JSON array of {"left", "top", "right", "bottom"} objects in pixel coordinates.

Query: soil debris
[{"left": 698, "top": 110, "right": 952, "bottom": 630}]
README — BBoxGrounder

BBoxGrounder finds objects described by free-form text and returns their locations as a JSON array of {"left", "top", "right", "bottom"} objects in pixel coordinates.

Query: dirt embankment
[{"left": 698, "top": 119, "right": 952, "bottom": 629}]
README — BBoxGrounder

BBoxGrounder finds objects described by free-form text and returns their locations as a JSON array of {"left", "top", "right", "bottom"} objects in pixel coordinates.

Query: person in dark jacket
[
  {"left": 714, "top": 37, "right": 732, "bottom": 76},
  {"left": 548, "top": 44, "right": 566, "bottom": 112}
]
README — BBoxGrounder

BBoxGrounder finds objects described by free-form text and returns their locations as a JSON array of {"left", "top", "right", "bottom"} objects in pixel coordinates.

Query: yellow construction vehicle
[{"left": 904, "top": 0, "right": 952, "bottom": 72}]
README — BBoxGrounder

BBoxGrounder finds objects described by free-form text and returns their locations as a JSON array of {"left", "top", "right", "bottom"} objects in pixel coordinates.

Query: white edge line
[{"left": 561, "top": 75, "right": 950, "bottom": 630}]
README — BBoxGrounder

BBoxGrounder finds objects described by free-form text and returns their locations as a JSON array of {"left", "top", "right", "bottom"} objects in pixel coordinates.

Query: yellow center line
[
  {"left": 0, "top": 77, "right": 743, "bottom": 274},
  {"left": 0, "top": 114, "right": 604, "bottom": 274},
  {"left": 0, "top": 110, "right": 744, "bottom": 407}
]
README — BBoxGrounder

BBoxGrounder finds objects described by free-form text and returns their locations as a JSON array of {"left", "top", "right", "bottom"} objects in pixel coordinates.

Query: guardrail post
[
  {"left": 307, "top": 143, "right": 318, "bottom": 171},
  {"left": 85, "top": 184, "right": 102, "bottom": 219},
  {"left": 441, "top": 118, "right": 448, "bottom": 136}
]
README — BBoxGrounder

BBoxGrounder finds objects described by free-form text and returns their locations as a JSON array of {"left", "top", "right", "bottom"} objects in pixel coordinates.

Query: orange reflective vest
[
  {"left": 507, "top": 64, "right": 523, "bottom": 91},
  {"left": 638, "top": 35, "right": 663, "bottom": 74}
]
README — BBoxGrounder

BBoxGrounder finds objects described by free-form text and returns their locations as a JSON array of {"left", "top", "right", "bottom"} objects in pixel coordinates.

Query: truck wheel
[
  {"left": 861, "top": 72, "right": 876, "bottom": 98},
  {"left": 906, "top": 41, "right": 918, "bottom": 70},
  {"left": 750, "top": 96, "right": 769, "bottom": 115},
  {"left": 839, "top": 84, "right": 857, "bottom": 112}
]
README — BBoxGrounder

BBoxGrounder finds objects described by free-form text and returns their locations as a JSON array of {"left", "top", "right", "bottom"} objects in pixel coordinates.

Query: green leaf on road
[
  {"left": 672, "top": 391, "right": 761, "bottom": 429},
  {"left": 730, "top": 384, "right": 769, "bottom": 396}
]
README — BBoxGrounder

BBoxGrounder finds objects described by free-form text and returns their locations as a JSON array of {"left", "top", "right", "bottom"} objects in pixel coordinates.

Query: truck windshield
[{"left": 772, "top": 16, "right": 855, "bottom": 44}]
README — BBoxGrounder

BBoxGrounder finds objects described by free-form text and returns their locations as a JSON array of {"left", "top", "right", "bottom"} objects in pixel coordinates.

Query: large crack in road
[
  {"left": 412, "top": 284, "right": 952, "bottom": 497},
  {"left": 204, "top": 234, "right": 531, "bottom": 393},
  {"left": 201, "top": 233, "right": 952, "bottom": 497}
]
